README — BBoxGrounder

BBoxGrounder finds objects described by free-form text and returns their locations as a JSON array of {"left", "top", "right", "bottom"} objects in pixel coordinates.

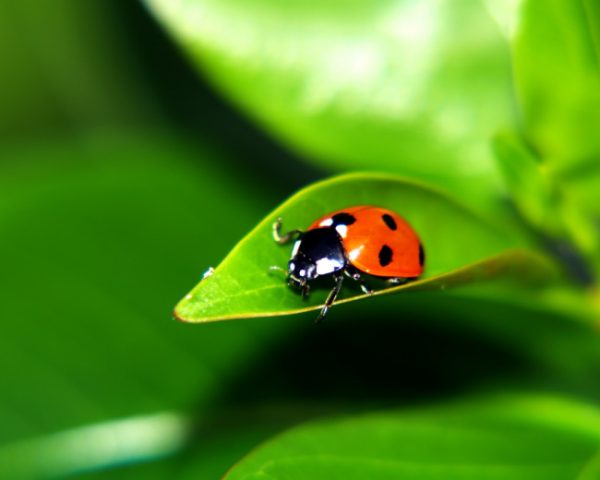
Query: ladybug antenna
[{"left": 269, "top": 265, "right": 288, "bottom": 277}]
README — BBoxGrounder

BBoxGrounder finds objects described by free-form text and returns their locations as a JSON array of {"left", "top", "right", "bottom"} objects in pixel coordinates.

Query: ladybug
[{"left": 271, "top": 206, "right": 424, "bottom": 322}]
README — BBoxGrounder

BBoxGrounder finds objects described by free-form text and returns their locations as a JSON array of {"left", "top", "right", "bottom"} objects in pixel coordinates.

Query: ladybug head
[{"left": 287, "top": 255, "right": 317, "bottom": 288}]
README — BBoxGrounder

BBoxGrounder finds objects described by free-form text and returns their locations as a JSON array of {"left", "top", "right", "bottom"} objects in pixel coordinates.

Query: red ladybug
[{"left": 271, "top": 206, "right": 424, "bottom": 322}]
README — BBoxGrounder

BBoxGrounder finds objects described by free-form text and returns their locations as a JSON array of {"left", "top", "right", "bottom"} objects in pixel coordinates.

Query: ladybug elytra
[{"left": 271, "top": 206, "right": 424, "bottom": 322}]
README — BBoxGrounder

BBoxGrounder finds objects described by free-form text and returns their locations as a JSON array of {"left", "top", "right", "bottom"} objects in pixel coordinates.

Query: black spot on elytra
[
  {"left": 419, "top": 244, "right": 425, "bottom": 267},
  {"left": 382, "top": 214, "right": 397, "bottom": 230},
  {"left": 379, "top": 245, "right": 393, "bottom": 267},
  {"left": 331, "top": 212, "right": 356, "bottom": 227}
]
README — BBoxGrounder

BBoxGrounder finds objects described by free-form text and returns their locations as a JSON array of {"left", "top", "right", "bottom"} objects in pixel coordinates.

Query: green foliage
[
  {"left": 145, "top": 0, "right": 515, "bottom": 213},
  {"left": 510, "top": 0, "right": 600, "bottom": 277},
  {"left": 0, "top": 135, "right": 291, "bottom": 478},
  {"left": 513, "top": 0, "right": 600, "bottom": 172},
  {"left": 0, "top": 0, "right": 161, "bottom": 138},
  {"left": 2, "top": 0, "right": 600, "bottom": 479},
  {"left": 225, "top": 395, "right": 600, "bottom": 480},
  {"left": 493, "top": 133, "right": 561, "bottom": 235}
]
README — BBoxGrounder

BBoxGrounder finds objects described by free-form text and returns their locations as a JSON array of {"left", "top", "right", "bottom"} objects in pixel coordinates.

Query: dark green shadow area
[{"left": 173, "top": 290, "right": 600, "bottom": 478}]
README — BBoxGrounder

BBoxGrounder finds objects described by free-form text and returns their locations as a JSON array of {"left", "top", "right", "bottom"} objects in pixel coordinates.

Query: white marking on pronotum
[
  {"left": 319, "top": 218, "right": 334, "bottom": 227},
  {"left": 291, "top": 239, "right": 301, "bottom": 257},
  {"left": 335, "top": 224, "right": 348, "bottom": 237},
  {"left": 316, "top": 257, "right": 343, "bottom": 275}
]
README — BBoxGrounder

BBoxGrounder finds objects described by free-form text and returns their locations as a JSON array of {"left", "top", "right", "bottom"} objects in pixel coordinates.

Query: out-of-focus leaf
[
  {"left": 512, "top": 0, "right": 600, "bottom": 173},
  {"left": 145, "top": 0, "right": 516, "bottom": 214},
  {"left": 0, "top": 134, "right": 290, "bottom": 460},
  {"left": 175, "top": 173, "right": 558, "bottom": 323},
  {"left": 556, "top": 194, "right": 600, "bottom": 283},
  {"left": 493, "top": 132, "right": 561, "bottom": 235},
  {"left": 0, "top": 0, "right": 161, "bottom": 139},
  {"left": 84, "top": 288, "right": 600, "bottom": 478},
  {"left": 225, "top": 394, "right": 600, "bottom": 480},
  {"left": 510, "top": 0, "right": 600, "bottom": 280},
  {"left": 494, "top": 132, "right": 600, "bottom": 282},
  {"left": 0, "top": 412, "right": 189, "bottom": 480}
]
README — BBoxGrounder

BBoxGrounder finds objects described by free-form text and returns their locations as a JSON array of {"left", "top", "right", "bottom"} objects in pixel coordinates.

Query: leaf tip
[{"left": 173, "top": 295, "right": 198, "bottom": 322}]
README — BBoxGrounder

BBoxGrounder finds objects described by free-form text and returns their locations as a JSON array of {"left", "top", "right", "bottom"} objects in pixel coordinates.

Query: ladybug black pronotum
[{"left": 271, "top": 206, "right": 425, "bottom": 322}]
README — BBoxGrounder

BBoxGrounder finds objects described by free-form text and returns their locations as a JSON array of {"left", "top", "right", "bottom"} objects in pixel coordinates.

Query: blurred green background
[{"left": 1, "top": 1, "right": 600, "bottom": 479}]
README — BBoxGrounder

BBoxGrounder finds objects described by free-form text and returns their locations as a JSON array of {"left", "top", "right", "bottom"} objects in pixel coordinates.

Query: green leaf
[
  {"left": 493, "top": 132, "right": 600, "bottom": 282},
  {"left": 0, "top": 133, "right": 292, "bottom": 463},
  {"left": 0, "top": 411, "right": 189, "bottom": 480},
  {"left": 0, "top": 1, "right": 161, "bottom": 138},
  {"left": 493, "top": 132, "right": 562, "bottom": 235},
  {"left": 145, "top": 0, "right": 515, "bottom": 213},
  {"left": 512, "top": 0, "right": 600, "bottom": 173},
  {"left": 175, "top": 173, "right": 558, "bottom": 323},
  {"left": 510, "top": 0, "right": 600, "bottom": 281},
  {"left": 224, "top": 394, "right": 600, "bottom": 480}
]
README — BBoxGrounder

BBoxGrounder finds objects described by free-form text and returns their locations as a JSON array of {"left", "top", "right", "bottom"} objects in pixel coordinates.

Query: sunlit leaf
[
  {"left": 493, "top": 132, "right": 562, "bottom": 235},
  {"left": 224, "top": 394, "right": 600, "bottom": 480},
  {"left": 175, "top": 173, "right": 558, "bottom": 323},
  {"left": 509, "top": 0, "right": 600, "bottom": 280},
  {"left": 0, "top": 412, "right": 189, "bottom": 480},
  {"left": 145, "top": 0, "right": 516, "bottom": 214},
  {"left": 494, "top": 131, "right": 600, "bottom": 282},
  {"left": 512, "top": 0, "right": 600, "bottom": 173}
]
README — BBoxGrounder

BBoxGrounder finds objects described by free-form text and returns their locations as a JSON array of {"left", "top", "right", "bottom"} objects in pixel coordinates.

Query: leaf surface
[
  {"left": 493, "top": 132, "right": 562, "bottom": 235},
  {"left": 176, "top": 173, "right": 557, "bottom": 322},
  {"left": 0, "top": 133, "right": 291, "bottom": 476},
  {"left": 225, "top": 395, "right": 600, "bottom": 480},
  {"left": 513, "top": 0, "right": 600, "bottom": 172},
  {"left": 145, "top": 0, "right": 515, "bottom": 213},
  {"left": 510, "top": 0, "right": 600, "bottom": 279}
]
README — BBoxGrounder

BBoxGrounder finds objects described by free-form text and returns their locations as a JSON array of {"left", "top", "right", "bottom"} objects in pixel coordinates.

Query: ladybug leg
[
  {"left": 387, "top": 277, "right": 407, "bottom": 286},
  {"left": 272, "top": 218, "right": 303, "bottom": 244},
  {"left": 316, "top": 272, "right": 344, "bottom": 323},
  {"left": 301, "top": 283, "right": 311, "bottom": 298},
  {"left": 343, "top": 266, "right": 373, "bottom": 296}
]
